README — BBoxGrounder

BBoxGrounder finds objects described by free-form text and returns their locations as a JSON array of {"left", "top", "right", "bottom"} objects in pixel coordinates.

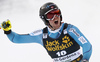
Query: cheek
[
  {"left": 50, "top": 22, "right": 54, "bottom": 26},
  {"left": 49, "top": 21, "right": 53, "bottom": 25},
  {"left": 49, "top": 20, "right": 53, "bottom": 23},
  {"left": 58, "top": 17, "right": 61, "bottom": 21}
]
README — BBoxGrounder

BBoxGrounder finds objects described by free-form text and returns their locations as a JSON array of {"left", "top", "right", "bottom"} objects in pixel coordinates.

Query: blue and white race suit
[{"left": 6, "top": 23, "right": 92, "bottom": 62}]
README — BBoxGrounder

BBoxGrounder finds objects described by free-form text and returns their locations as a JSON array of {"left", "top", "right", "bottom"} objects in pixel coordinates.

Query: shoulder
[
  {"left": 66, "top": 23, "right": 79, "bottom": 30},
  {"left": 29, "top": 29, "right": 43, "bottom": 36},
  {"left": 63, "top": 23, "right": 75, "bottom": 30}
]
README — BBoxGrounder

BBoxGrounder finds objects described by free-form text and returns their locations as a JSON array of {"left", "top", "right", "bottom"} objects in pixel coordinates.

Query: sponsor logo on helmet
[
  {"left": 41, "top": 5, "right": 46, "bottom": 9},
  {"left": 51, "top": 6, "right": 54, "bottom": 9},
  {"left": 46, "top": 4, "right": 55, "bottom": 9}
]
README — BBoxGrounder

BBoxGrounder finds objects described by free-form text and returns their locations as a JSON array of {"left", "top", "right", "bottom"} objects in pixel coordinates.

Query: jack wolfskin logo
[
  {"left": 45, "top": 35, "right": 73, "bottom": 51},
  {"left": 62, "top": 36, "right": 70, "bottom": 43}
]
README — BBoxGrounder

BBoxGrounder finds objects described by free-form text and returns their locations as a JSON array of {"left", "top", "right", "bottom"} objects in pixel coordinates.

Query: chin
[{"left": 55, "top": 24, "right": 61, "bottom": 29}]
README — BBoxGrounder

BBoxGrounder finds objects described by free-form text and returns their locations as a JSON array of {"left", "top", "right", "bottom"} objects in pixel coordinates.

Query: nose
[
  {"left": 53, "top": 15, "right": 60, "bottom": 19},
  {"left": 54, "top": 14, "right": 60, "bottom": 17}
]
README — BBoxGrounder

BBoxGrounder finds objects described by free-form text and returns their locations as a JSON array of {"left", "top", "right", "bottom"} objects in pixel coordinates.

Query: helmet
[{"left": 39, "top": 2, "right": 62, "bottom": 25}]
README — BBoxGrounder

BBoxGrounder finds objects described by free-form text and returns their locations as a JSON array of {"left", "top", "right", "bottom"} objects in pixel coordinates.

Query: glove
[
  {"left": 81, "top": 59, "right": 89, "bottom": 62},
  {"left": 1, "top": 19, "right": 12, "bottom": 31}
]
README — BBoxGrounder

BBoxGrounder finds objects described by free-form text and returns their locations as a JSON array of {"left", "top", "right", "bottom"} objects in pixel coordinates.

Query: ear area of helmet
[{"left": 40, "top": 15, "right": 44, "bottom": 19}]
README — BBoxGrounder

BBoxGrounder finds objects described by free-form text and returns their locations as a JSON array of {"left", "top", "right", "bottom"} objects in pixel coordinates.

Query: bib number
[{"left": 56, "top": 50, "right": 67, "bottom": 56}]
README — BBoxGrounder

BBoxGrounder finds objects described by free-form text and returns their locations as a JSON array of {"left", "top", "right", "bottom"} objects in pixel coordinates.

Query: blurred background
[{"left": 0, "top": 0, "right": 100, "bottom": 62}]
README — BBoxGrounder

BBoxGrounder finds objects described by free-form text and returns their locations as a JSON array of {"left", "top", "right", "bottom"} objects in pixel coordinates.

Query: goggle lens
[{"left": 46, "top": 9, "right": 60, "bottom": 20}]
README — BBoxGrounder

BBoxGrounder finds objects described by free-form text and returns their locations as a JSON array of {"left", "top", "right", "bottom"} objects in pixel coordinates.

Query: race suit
[{"left": 5, "top": 23, "right": 92, "bottom": 62}]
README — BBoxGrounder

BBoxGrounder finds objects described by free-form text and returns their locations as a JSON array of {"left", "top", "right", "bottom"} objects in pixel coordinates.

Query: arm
[
  {"left": 1, "top": 20, "right": 43, "bottom": 45},
  {"left": 6, "top": 30, "right": 43, "bottom": 45},
  {"left": 67, "top": 24, "right": 92, "bottom": 61}
]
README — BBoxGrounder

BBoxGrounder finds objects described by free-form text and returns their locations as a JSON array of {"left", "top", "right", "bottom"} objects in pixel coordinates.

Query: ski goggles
[{"left": 45, "top": 9, "right": 61, "bottom": 20}]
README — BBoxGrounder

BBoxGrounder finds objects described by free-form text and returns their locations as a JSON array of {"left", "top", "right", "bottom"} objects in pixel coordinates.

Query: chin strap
[{"left": 48, "top": 24, "right": 55, "bottom": 31}]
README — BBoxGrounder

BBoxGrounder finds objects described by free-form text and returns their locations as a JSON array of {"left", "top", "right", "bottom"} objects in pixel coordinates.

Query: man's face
[
  {"left": 45, "top": 9, "right": 61, "bottom": 30},
  {"left": 48, "top": 15, "right": 61, "bottom": 30}
]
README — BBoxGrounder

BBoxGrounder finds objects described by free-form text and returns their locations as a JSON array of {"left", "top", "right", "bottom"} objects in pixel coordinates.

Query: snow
[{"left": 0, "top": 0, "right": 99, "bottom": 62}]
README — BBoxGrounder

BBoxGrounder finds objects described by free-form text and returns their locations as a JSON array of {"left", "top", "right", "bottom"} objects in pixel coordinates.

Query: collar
[{"left": 47, "top": 23, "right": 64, "bottom": 33}]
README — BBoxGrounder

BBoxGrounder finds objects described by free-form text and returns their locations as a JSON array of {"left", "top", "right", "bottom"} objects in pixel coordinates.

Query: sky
[{"left": 0, "top": 0, "right": 100, "bottom": 62}]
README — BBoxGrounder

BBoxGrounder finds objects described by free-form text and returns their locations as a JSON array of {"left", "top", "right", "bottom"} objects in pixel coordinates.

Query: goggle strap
[{"left": 44, "top": 8, "right": 58, "bottom": 15}]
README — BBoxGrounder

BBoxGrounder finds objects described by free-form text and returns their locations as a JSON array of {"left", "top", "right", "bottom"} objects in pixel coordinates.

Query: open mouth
[{"left": 54, "top": 20, "right": 58, "bottom": 24}]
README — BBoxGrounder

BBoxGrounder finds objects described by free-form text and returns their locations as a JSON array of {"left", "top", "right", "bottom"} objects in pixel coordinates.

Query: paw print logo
[
  {"left": 72, "top": 60, "right": 76, "bottom": 62},
  {"left": 77, "top": 57, "right": 80, "bottom": 61},
  {"left": 62, "top": 36, "right": 70, "bottom": 43}
]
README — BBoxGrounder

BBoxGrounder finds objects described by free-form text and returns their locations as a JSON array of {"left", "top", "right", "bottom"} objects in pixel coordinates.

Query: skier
[{"left": 1, "top": 2, "right": 92, "bottom": 62}]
